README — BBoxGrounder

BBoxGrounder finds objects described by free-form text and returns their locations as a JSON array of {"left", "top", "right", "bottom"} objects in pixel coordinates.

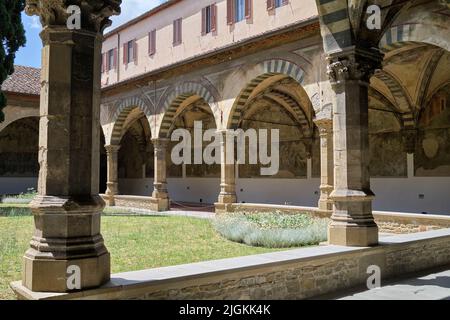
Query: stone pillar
[
  {"left": 151, "top": 138, "right": 170, "bottom": 211},
  {"left": 20, "top": 1, "right": 121, "bottom": 293},
  {"left": 216, "top": 130, "right": 237, "bottom": 213},
  {"left": 105, "top": 145, "right": 120, "bottom": 206},
  {"left": 326, "top": 47, "right": 383, "bottom": 247},
  {"left": 314, "top": 119, "right": 334, "bottom": 211}
]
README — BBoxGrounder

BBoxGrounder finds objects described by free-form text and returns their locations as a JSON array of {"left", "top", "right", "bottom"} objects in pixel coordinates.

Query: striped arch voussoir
[
  {"left": 159, "top": 82, "right": 217, "bottom": 138},
  {"left": 110, "top": 96, "right": 151, "bottom": 145},
  {"left": 229, "top": 59, "right": 306, "bottom": 130}
]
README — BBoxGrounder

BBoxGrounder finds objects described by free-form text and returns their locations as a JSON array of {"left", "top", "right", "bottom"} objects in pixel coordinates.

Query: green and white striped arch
[
  {"left": 110, "top": 96, "right": 151, "bottom": 145},
  {"left": 228, "top": 59, "right": 307, "bottom": 130},
  {"left": 315, "top": 0, "right": 352, "bottom": 53},
  {"left": 158, "top": 82, "right": 218, "bottom": 138}
]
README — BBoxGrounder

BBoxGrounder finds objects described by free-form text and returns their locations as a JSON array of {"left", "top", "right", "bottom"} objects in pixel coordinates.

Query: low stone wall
[
  {"left": 11, "top": 229, "right": 450, "bottom": 300},
  {"left": 101, "top": 194, "right": 157, "bottom": 211},
  {"left": 228, "top": 203, "right": 450, "bottom": 234}
]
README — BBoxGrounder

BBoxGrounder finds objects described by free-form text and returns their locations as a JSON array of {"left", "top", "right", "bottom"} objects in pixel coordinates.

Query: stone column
[
  {"left": 314, "top": 118, "right": 334, "bottom": 211},
  {"left": 151, "top": 138, "right": 170, "bottom": 211},
  {"left": 20, "top": 1, "right": 121, "bottom": 293},
  {"left": 326, "top": 47, "right": 383, "bottom": 247},
  {"left": 105, "top": 145, "right": 120, "bottom": 206},
  {"left": 216, "top": 130, "right": 237, "bottom": 213}
]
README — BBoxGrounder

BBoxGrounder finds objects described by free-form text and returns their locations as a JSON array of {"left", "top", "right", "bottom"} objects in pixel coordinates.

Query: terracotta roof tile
[{"left": 1, "top": 65, "right": 41, "bottom": 96}]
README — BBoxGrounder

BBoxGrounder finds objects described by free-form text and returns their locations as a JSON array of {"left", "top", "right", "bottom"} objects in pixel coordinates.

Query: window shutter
[
  {"left": 149, "top": 30, "right": 156, "bottom": 56},
  {"left": 245, "top": 0, "right": 252, "bottom": 19},
  {"left": 226, "top": 0, "right": 234, "bottom": 25},
  {"left": 113, "top": 48, "right": 117, "bottom": 69},
  {"left": 178, "top": 19, "right": 182, "bottom": 44},
  {"left": 123, "top": 43, "right": 128, "bottom": 64},
  {"left": 106, "top": 52, "right": 110, "bottom": 71},
  {"left": 201, "top": 7, "right": 206, "bottom": 35},
  {"left": 173, "top": 20, "right": 177, "bottom": 44},
  {"left": 211, "top": 4, "right": 217, "bottom": 32},
  {"left": 133, "top": 40, "right": 138, "bottom": 64},
  {"left": 267, "top": 0, "right": 275, "bottom": 10}
]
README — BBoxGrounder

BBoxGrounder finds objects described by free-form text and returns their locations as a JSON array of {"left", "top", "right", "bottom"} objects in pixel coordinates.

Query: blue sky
[{"left": 15, "top": 0, "right": 166, "bottom": 68}]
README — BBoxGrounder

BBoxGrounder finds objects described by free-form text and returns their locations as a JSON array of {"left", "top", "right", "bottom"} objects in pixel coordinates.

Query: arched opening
[
  {"left": 161, "top": 94, "right": 220, "bottom": 207},
  {"left": 371, "top": 37, "right": 450, "bottom": 213},
  {"left": 0, "top": 117, "right": 39, "bottom": 195},
  {"left": 228, "top": 73, "right": 319, "bottom": 206},
  {"left": 99, "top": 130, "right": 107, "bottom": 194},
  {"left": 112, "top": 107, "right": 153, "bottom": 196}
]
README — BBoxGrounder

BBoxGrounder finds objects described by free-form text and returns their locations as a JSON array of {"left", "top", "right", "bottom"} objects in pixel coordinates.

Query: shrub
[
  {"left": 213, "top": 212, "right": 328, "bottom": 248},
  {"left": 1, "top": 188, "right": 37, "bottom": 204}
]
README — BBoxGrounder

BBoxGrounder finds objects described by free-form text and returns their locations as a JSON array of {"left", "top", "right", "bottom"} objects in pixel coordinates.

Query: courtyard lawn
[{"left": 0, "top": 209, "right": 278, "bottom": 300}]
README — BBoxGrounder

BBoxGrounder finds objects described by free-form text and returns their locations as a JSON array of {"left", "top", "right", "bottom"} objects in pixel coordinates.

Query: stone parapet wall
[
  {"left": 11, "top": 229, "right": 450, "bottom": 300},
  {"left": 228, "top": 203, "right": 450, "bottom": 234},
  {"left": 101, "top": 195, "right": 158, "bottom": 211}
]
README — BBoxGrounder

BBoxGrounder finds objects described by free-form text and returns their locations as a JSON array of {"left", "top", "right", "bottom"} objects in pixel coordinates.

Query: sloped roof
[{"left": 1, "top": 65, "right": 41, "bottom": 96}]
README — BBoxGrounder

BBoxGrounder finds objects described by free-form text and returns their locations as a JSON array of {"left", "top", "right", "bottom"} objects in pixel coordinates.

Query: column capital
[
  {"left": 313, "top": 118, "right": 333, "bottom": 135},
  {"left": 25, "top": 0, "right": 121, "bottom": 33},
  {"left": 326, "top": 47, "right": 383, "bottom": 84},
  {"left": 104, "top": 144, "right": 120, "bottom": 153}
]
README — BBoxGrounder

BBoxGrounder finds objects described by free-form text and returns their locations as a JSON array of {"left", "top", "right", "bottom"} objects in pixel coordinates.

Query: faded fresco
[
  {"left": 368, "top": 108, "right": 407, "bottom": 177},
  {"left": 167, "top": 101, "right": 220, "bottom": 178},
  {"left": 0, "top": 117, "right": 39, "bottom": 177},
  {"left": 118, "top": 116, "right": 154, "bottom": 179},
  {"left": 238, "top": 100, "right": 318, "bottom": 179},
  {"left": 415, "top": 85, "right": 450, "bottom": 177}
]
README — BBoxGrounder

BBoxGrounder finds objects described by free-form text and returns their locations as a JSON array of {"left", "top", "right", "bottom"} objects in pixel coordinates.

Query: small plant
[
  {"left": 212, "top": 211, "right": 329, "bottom": 248},
  {"left": 1, "top": 188, "right": 37, "bottom": 204}
]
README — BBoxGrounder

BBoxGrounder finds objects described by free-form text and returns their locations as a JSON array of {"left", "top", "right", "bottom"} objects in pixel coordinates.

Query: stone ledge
[{"left": 11, "top": 229, "right": 450, "bottom": 300}]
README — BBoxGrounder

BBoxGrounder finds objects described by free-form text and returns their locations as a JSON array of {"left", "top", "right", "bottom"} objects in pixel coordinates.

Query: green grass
[{"left": 0, "top": 208, "right": 278, "bottom": 300}]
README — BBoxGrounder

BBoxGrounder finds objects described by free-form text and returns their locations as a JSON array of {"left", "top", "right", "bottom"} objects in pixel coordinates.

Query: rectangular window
[
  {"left": 108, "top": 49, "right": 114, "bottom": 71},
  {"left": 127, "top": 41, "right": 134, "bottom": 63},
  {"left": 148, "top": 29, "right": 156, "bottom": 56},
  {"left": 268, "top": 0, "right": 288, "bottom": 10},
  {"left": 123, "top": 40, "right": 137, "bottom": 65},
  {"left": 173, "top": 18, "right": 182, "bottom": 46},
  {"left": 228, "top": 0, "right": 251, "bottom": 24},
  {"left": 235, "top": 0, "right": 245, "bottom": 22},
  {"left": 202, "top": 5, "right": 217, "bottom": 35}
]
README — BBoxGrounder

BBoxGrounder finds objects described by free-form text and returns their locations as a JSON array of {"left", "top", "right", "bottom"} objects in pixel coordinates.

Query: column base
[
  {"left": 329, "top": 189, "right": 378, "bottom": 246},
  {"left": 22, "top": 251, "right": 110, "bottom": 293},
  {"left": 215, "top": 202, "right": 235, "bottom": 214},
  {"left": 23, "top": 195, "right": 110, "bottom": 292},
  {"left": 328, "top": 223, "right": 379, "bottom": 247},
  {"left": 318, "top": 198, "right": 333, "bottom": 211},
  {"left": 150, "top": 197, "right": 170, "bottom": 212}
]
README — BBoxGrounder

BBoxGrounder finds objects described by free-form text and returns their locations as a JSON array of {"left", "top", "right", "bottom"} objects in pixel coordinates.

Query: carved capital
[
  {"left": 326, "top": 47, "right": 383, "bottom": 84},
  {"left": 25, "top": 0, "right": 121, "bottom": 33},
  {"left": 314, "top": 118, "right": 333, "bottom": 136}
]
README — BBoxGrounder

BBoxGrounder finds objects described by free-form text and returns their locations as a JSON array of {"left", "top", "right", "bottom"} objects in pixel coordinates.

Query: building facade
[{"left": 1, "top": 0, "right": 450, "bottom": 215}]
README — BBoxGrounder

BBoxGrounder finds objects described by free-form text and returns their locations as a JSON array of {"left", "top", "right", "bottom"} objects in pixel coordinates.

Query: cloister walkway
[{"left": 323, "top": 267, "right": 450, "bottom": 300}]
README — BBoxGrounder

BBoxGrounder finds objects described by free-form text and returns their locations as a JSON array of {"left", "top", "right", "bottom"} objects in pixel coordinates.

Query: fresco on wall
[
  {"left": 0, "top": 117, "right": 39, "bottom": 177},
  {"left": 415, "top": 86, "right": 450, "bottom": 177},
  {"left": 368, "top": 106, "right": 407, "bottom": 177},
  {"left": 118, "top": 117, "right": 154, "bottom": 179},
  {"left": 168, "top": 101, "right": 220, "bottom": 178},
  {"left": 239, "top": 100, "right": 318, "bottom": 179}
]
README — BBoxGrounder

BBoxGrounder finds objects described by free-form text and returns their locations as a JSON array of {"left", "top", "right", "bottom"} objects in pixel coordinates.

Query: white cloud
[
  {"left": 29, "top": 16, "right": 42, "bottom": 30},
  {"left": 106, "top": 0, "right": 166, "bottom": 32}
]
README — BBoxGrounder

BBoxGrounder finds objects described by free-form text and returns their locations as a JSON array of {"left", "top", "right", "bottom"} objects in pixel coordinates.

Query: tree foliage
[{"left": 0, "top": 0, "right": 26, "bottom": 122}]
